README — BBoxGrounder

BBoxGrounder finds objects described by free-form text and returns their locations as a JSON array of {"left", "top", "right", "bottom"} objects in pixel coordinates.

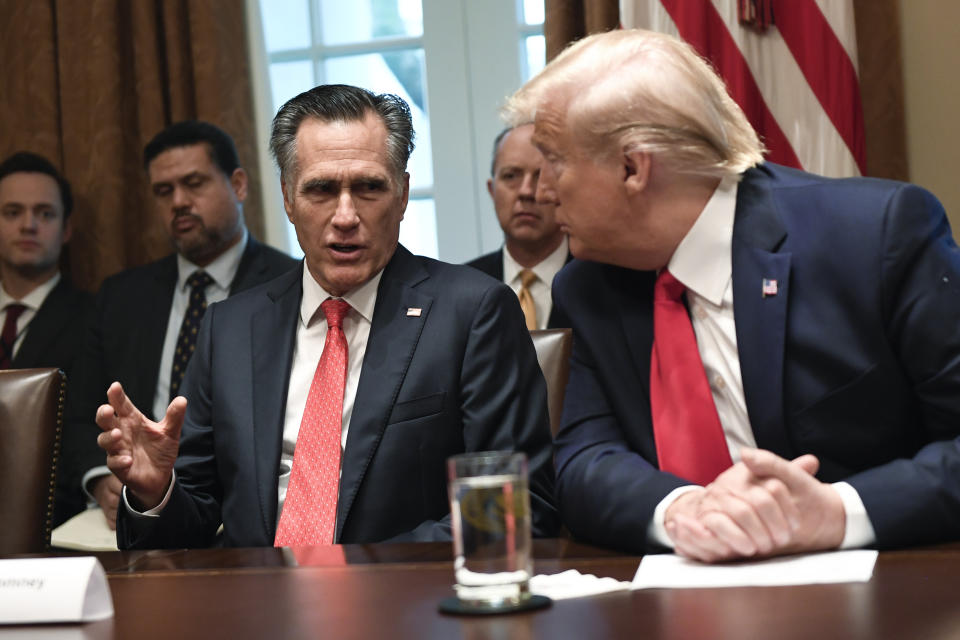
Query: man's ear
[
  {"left": 623, "top": 149, "right": 651, "bottom": 196},
  {"left": 486, "top": 178, "right": 494, "bottom": 199},
  {"left": 230, "top": 168, "right": 249, "bottom": 202},
  {"left": 281, "top": 179, "right": 294, "bottom": 222}
]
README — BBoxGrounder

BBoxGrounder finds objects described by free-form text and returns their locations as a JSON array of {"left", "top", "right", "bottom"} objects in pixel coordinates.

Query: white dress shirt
[
  {"left": 276, "top": 266, "right": 381, "bottom": 519},
  {"left": 0, "top": 272, "right": 61, "bottom": 358},
  {"left": 647, "top": 178, "right": 875, "bottom": 550},
  {"left": 152, "top": 230, "right": 248, "bottom": 419},
  {"left": 503, "top": 237, "right": 569, "bottom": 330}
]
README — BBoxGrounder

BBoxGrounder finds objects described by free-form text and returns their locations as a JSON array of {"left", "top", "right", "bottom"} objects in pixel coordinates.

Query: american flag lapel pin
[
  {"left": 761, "top": 278, "right": 778, "bottom": 298},
  {"left": 406, "top": 307, "right": 422, "bottom": 317}
]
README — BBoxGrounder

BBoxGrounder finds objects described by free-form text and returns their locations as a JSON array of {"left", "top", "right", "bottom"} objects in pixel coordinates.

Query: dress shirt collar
[
  {"left": 667, "top": 178, "right": 738, "bottom": 306},
  {"left": 503, "top": 235, "right": 569, "bottom": 285},
  {"left": 0, "top": 271, "right": 60, "bottom": 311},
  {"left": 300, "top": 263, "right": 383, "bottom": 328},
  {"left": 175, "top": 228, "right": 248, "bottom": 292}
]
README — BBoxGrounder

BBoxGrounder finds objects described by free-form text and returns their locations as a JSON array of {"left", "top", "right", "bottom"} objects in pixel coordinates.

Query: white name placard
[{"left": 0, "top": 557, "right": 114, "bottom": 624}]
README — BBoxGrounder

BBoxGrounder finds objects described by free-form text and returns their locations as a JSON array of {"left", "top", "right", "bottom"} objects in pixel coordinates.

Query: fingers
[
  {"left": 740, "top": 448, "right": 820, "bottom": 494},
  {"left": 106, "top": 381, "right": 138, "bottom": 418},
  {"left": 668, "top": 512, "right": 740, "bottom": 563},
  {"left": 697, "top": 487, "right": 777, "bottom": 555},
  {"left": 791, "top": 453, "right": 819, "bottom": 476},
  {"left": 163, "top": 396, "right": 188, "bottom": 441}
]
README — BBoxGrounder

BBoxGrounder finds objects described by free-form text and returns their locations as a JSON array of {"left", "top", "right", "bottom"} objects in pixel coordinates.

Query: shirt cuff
[
  {"left": 81, "top": 466, "right": 112, "bottom": 505},
  {"left": 832, "top": 481, "right": 877, "bottom": 549},
  {"left": 647, "top": 485, "right": 704, "bottom": 548},
  {"left": 122, "top": 470, "right": 177, "bottom": 519}
]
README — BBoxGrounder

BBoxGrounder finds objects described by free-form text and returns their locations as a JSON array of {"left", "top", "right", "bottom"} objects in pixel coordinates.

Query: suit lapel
[
  {"left": 230, "top": 237, "right": 265, "bottom": 294},
  {"left": 336, "top": 247, "right": 431, "bottom": 541},
  {"left": 732, "top": 167, "right": 793, "bottom": 457},
  {"left": 13, "top": 279, "right": 69, "bottom": 367},
  {"left": 251, "top": 266, "right": 302, "bottom": 537}
]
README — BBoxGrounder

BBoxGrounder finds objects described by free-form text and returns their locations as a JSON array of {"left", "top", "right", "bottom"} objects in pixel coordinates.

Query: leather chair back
[
  {"left": 529, "top": 329, "right": 572, "bottom": 437},
  {"left": 0, "top": 368, "right": 65, "bottom": 555}
]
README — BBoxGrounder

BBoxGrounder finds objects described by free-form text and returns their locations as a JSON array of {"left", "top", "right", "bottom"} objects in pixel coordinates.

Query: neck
[
  {"left": 505, "top": 234, "right": 565, "bottom": 269},
  {"left": 649, "top": 174, "right": 723, "bottom": 269},
  {"left": 0, "top": 266, "right": 57, "bottom": 300}
]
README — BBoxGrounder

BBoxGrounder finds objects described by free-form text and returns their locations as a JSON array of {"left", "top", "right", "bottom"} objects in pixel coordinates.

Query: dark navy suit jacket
[
  {"left": 553, "top": 163, "right": 960, "bottom": 553},
  {"left": 466, "top": 248, "right": 572, "bottom": 328},
  {"left": 118, "top": 246, "right": 559, "bottom": 547},
  {"left": 60, "top": 238, "right": 297, "bottom": 523}
]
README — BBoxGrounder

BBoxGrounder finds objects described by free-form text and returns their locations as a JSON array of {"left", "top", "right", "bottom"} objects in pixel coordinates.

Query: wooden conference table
[{"left": 7, "top": 539, "right": 960, "bottom": 639}]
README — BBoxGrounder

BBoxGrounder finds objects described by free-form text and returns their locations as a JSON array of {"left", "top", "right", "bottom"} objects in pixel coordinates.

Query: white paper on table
[
  {"left": 530, "top": 569, "right": 632, "bottom": 600},
  {"left": 632, "top": 549, "right": 879, "bottom": 589},
  {"left": 51, "top": 507, "right": 119, "bottom": 552},
  {"left": 0, "top": 557, "right": 114, "bottom": 623}
]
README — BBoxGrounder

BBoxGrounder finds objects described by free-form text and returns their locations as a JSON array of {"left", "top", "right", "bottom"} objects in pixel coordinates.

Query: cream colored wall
[{"left": 899, "top": 0, "right": 960, "bottom": 235}]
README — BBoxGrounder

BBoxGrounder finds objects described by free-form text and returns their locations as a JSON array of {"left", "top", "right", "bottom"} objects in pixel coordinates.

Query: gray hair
[
  {"left": 504, "top": 29, "right": 764, "bottom": 180},
  {"left": 489, "top": 126, "right": 514, "bottom": 177},
  {"left": 270, "top": 84, "right": 415, "bottom": 187}
]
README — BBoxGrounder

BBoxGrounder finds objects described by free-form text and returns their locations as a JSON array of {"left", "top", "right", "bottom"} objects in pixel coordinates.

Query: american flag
[
  {"left": 762, "top": 278, "right": 778, "bottom": 297},
  {"left": 621, "top": 0, "right": 864, "bottom": 178}
]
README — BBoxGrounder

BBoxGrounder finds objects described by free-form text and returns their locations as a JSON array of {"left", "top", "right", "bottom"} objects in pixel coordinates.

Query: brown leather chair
[
  {"left": 529, "top": 328, "right": 572, "bottom": 437},
  {"left": 0, "top": 367, "right": 65, "bottom": 555}
]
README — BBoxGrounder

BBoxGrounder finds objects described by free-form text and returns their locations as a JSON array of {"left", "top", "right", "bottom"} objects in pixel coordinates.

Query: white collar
[
  {"left": 667, "top": 178, "right": 738, "bottom": 306},
  {"left": 176, "top": 228, "right": 249, "bottom": 291}
]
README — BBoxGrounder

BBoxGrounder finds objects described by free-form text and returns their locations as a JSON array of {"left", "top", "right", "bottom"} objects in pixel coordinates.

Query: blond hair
[{"left": 504, "top": 29, "right": 764, "bottom": 179}]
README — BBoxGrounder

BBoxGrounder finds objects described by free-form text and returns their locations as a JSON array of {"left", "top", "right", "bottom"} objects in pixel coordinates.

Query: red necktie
[
  {"left": 649, "top": 270, "right": 733, "bottom": 485},
  {"left": 0, "top": 304, "right": 27, "bottom": 369},
  {"left": 275, "top": 298, "right": 351, "bottom": 547}
]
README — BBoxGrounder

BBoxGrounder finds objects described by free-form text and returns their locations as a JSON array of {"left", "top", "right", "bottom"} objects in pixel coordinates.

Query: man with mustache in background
[{"left": 63, "top": 121, "right": 297, "bottom": 529}]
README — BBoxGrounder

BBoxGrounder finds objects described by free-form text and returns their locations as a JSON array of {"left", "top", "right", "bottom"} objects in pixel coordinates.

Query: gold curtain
[
  {"left": 545, "top": 0, "right": 621, "bottom": 61},
  {"left": 0, "top": 0, "right": 265, "bottom": 292},
  {"left": 542, "top": 0, "right": 908, "bottom": 182}
]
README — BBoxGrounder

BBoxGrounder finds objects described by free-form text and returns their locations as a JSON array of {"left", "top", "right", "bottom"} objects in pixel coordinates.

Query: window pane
[
  {"left": 323, "top": 50, "right": 433, "bottom": 190},
  {"left": 261, "top": 0, "right": 311, "bottom": 52},
  {"left": 523, "top": 0, "right": 544, "bottom": 25},
  {"left": 269, "top": 60, "right": 315, "bottom": 112},
  {"left": 524, "top": 35, "right": 546, "bottom": 80},
  {"left": 319, "top": 0, "right": 423, "bottom": 45},
  {"left": 399, "top": 198, "right": 438, "bottom": 258}
]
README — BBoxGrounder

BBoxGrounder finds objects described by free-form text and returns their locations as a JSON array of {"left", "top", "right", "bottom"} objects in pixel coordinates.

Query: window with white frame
[{"left": 245, "top": 0, "right": 545, "bottom": 263}]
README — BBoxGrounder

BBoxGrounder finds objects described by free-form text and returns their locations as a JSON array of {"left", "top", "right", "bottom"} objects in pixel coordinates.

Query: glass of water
[{"left": 447, "top": 451, "right": 532, "bottom": 610}]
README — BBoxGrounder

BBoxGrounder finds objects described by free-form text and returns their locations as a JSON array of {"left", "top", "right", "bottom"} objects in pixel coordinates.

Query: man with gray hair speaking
[
  {"left": 505, "top": 29, "right": 960, "bottom": 561},
  {"left": 96, "top": 84, "right": 558, "bottom": 547}
]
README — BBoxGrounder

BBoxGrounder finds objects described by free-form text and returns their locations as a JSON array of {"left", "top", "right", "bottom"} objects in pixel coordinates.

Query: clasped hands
[
  {"left": 95, "top": 381, "right": 186, "bottom": 512},
  {"left": 664, "top": 448, "right": 846, "bottom": 563}
]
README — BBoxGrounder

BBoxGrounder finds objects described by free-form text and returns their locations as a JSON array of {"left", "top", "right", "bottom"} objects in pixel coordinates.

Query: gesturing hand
[
  {"left": 95, "top": 381, "right": 186, "bottom": 510},
  {"left": 665, "top": 448, "right": 846, "bottom": 563}
]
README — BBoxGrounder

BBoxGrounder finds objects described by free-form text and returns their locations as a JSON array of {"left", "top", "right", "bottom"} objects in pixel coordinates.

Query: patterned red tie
[
  {"left": 649, "top": 270, "right": 733, "bottom": 486},
  {"left": 275, "top": 298, "right": 350, "bottom": 547},
  {"left": 0, "top": 304, "right": 27, "bottom": 369}
]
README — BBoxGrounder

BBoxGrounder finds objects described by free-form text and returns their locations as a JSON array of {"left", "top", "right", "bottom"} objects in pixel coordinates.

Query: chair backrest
[
  {"left": 529, "top": 328, "right": 572, "bottom": 437},
  {"left": 0, "top": 368, "right": 65, "bottom": 555}
]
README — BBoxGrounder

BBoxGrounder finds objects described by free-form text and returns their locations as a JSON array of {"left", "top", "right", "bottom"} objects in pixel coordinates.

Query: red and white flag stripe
[{"left": 621, "top": 0, "right": 865, "bottom": 177}]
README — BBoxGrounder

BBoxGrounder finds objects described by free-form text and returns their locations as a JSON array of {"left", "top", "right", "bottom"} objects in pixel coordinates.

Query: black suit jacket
[
  {"left": 553, "top": 163, "right": 960, "bottom": 553},
  {"left": 59, "top": 238, "right": 297, "bottom": 523},
  {"left": 466, "top": 248, "right": 572, "bottom": 328},
  {"left": 11, "top": 277, "right": 91, "bottom": 373},
  {"left": 117, "top": 246, "right": 559, "bottom": 547},
  {"left": 9, "top": 277, "right": 93, "bottom": 526}
]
